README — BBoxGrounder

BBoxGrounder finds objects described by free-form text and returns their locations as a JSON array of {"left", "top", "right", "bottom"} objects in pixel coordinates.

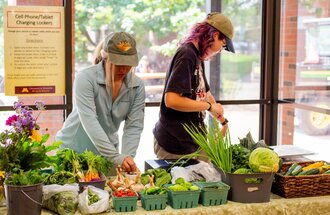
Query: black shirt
[{"left": 153, "top": 43, "right": 210, "bottom": 154}]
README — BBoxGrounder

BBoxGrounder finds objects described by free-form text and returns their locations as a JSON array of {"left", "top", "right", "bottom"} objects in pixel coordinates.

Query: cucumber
[
  {"left": 297, "top": 168, "right": 320, "bottom": 176},
  {"left": 291, "top": 165, "right": 303, "bottom": 176},
  {"left": 284, "top": 163, "right": 299, "bottom": 176}
]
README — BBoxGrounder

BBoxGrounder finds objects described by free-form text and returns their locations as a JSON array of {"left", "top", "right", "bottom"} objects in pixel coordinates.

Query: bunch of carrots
[{"left": 84, "top": 151, "right": 102, "bottom": 182}]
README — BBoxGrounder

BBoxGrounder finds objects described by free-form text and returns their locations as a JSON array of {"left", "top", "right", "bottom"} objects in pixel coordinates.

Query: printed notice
[{"left": 4, "top": 6, "right": 65, "bottom": 96}]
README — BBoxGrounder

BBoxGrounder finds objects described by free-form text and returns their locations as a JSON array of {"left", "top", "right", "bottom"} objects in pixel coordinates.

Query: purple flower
[{"left": 13, "top": 101, "right": 23, "bottom": 110}]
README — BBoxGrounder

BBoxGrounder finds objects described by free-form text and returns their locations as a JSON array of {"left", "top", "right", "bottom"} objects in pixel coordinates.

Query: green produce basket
[
  {"left": 112, "top": 194, "right": 138, "bottom": 212},
  {"left": 193, "top": 181, "right": 230, "bottom": 206},
  {"left": 140, "top": 192, "right": 167, "bottom": 211},
  {"left": 164, "top": 184, "right": 201, "bottom": 209}
]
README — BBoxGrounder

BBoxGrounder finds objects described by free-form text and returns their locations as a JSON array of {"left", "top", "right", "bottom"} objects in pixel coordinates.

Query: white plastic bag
[
  {"left": 170, "top": 161, "right": 222, "bottom": 183},
  {"left": 78, "top": 185, "right": 109, "bottom": 214},
  {"left": 42, "top": 184, "right": 79, "bottom": 215}
]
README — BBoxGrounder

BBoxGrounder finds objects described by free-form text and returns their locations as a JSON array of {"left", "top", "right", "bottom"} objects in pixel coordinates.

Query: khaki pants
[{"left": 154, "top": 139, "right": 210, "bottom": 163}]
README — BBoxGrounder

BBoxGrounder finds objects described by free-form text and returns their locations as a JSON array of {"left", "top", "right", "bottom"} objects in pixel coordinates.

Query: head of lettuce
[{"left": 249, "top": 147, "right": 280, "bottom": 173}]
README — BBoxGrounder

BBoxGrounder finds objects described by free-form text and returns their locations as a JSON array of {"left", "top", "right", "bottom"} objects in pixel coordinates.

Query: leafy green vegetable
[
  {"left": 142, "top": 186, "right": 167, "bottom": 195},
  {"left": 230, "top": 144, "right": 250, "bottom": 172},
  {"left": 238, "top": 132, "right": 256, "bottom": 150},
  {"left": 141, "top": 168, "right": 171, "bottom": 186},
  {"left": 79, "top": 150, "right": 112, "bottom": 176},
  {"left": 43, "top": 171, "right": 77, "bottom": 185},
  {"left": 182, "top": 118, "right": 232, "bottom": 173},
  {"left": 51, "top": 148, "right": 84, "bottom": 180},
  {"left": 5, "top": 169, "right": 44, "bottom": 185},
  {"left": 43, "top": 191, "right": 78, "bottom": 215},
  {"left": 249, "top": 147, "right": 280, "bottom": 173},
  {"left": 87, "top": 188, "right": 100, "bottom": 205},
  {"left": 238, "top": 132, "right": 270, "bottom": 151}
]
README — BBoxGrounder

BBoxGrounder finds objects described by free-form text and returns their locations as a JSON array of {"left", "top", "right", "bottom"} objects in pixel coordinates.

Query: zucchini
[
  {"left": 284, "top": 163, "right": 298, "bottom": 176},
  {"left": 324, "top": 169, "right": 330, "bottom": 174},
  {"left": 291, "top": 165, "right": 303, "bottom": 176},
  {"left": 298, "top": 168, "right": 320, "bottom": 176}
]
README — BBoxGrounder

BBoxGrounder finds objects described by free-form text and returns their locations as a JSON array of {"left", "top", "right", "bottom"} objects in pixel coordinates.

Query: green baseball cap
[
  {"left": 205, "top": 12, "right": 235, "bottom": 53},
  {"left": 103, "top": 32, "right": 139, "bottom": 66}
]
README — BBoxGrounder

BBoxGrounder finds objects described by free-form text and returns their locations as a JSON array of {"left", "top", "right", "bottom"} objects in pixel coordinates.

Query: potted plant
[{"left": 0, "top": 101, "right": 61, "bottom": 215}]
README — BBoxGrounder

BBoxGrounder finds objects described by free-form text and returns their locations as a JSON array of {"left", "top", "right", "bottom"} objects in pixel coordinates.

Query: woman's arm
[
  {"left": 121, "top": 81, "right": 145, "bottom": 161},
  {"left": 165, "top": 92, "right": 211, "bottom": 112},
  {"left": 165, "top": 91, "right": 224, "bottom": 117}
]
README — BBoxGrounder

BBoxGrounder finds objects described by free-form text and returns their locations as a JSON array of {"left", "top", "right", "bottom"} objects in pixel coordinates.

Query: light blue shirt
[{"left": 55, "top": 61, "right": 145, "bottom": 166}]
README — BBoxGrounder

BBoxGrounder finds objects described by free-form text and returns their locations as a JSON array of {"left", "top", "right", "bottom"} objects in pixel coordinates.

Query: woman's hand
[
  {"left": 209, "top": 102, "right": 224, "bottom": 118},
  {"left": 121, "top": 156, "right": 138, "bottom": 173}
]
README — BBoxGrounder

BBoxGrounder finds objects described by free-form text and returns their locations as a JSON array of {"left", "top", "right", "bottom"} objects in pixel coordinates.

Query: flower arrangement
[{"left": 0, "top": 101, "right": 61, "bottom": 185}]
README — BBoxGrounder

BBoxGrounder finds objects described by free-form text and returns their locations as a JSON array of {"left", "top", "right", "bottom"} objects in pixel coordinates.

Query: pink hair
[{"left": 180, "top": 22, "right": 225, "bottom": 59}]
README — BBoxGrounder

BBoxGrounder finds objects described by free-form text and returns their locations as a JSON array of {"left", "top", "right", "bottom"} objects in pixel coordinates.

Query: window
[
  {"left": 1, "top": 0, "right": 329, "bottom": 171},
  {"left": 278, "top": 0, "right": 330, "bottom": 161}
]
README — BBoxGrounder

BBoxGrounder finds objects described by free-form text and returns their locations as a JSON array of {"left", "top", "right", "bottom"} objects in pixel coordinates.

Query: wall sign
[{"left": 4, "top": 6, "right": 65, "bottom": 96}]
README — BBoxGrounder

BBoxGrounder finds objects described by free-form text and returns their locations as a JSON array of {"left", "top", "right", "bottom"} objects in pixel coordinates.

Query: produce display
[{"left": 1, "top": 103, "right": 328, "bottom": 213}]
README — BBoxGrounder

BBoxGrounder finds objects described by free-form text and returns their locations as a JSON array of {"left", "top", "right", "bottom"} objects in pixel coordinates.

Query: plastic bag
[
  {"left": 78, "top": 185, "right": 109, "bottom": 214},
  {"left": 170, "top": 161, "right": 221, "bottom": 183},
  {"left": 43, "top": 184, "right": 79, "bottom": 215}
]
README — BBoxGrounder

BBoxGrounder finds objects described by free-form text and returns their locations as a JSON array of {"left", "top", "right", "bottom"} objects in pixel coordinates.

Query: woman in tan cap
[
  {"left": 153, "top": 12, "right": 235, "bottom": 160},
  {"left": 56, "top": 32, "right": 145, "bottom": 173}
]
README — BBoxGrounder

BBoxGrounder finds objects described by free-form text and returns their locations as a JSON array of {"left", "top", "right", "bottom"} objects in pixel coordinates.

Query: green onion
[{"left": 178, "top": 118, "right": 232, "bottom": 173}]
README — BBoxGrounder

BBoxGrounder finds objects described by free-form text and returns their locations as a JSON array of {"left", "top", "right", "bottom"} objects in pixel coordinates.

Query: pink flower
[{"left": 5, "top": 115, "right": 17, "bottom": 126}]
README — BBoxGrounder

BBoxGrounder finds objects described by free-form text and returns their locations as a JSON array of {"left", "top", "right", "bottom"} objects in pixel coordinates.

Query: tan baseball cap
[
  {"left": 205, "top": 12, "right": 235, "bottom": 53},
  {"left": 103, "top": 32, "right": 139, "bottom": 66}
]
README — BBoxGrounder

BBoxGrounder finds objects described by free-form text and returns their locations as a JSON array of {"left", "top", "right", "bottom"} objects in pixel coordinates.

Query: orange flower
[
  {"left": 117, "top": 41, "right": 132, "bottom": 52},
  {"left": 30, "top": 129, "right": 42, "bottom": 142}
]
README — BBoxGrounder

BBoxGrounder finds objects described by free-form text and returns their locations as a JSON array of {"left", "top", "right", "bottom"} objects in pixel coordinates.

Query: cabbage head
[{"left": 249, "top": 147, "right": 280, "bottom": 173}]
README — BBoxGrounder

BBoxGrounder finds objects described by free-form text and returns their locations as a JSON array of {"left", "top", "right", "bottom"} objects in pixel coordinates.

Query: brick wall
[{"left": 279, "top": 0, "right": 298, "bottom": 145}]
